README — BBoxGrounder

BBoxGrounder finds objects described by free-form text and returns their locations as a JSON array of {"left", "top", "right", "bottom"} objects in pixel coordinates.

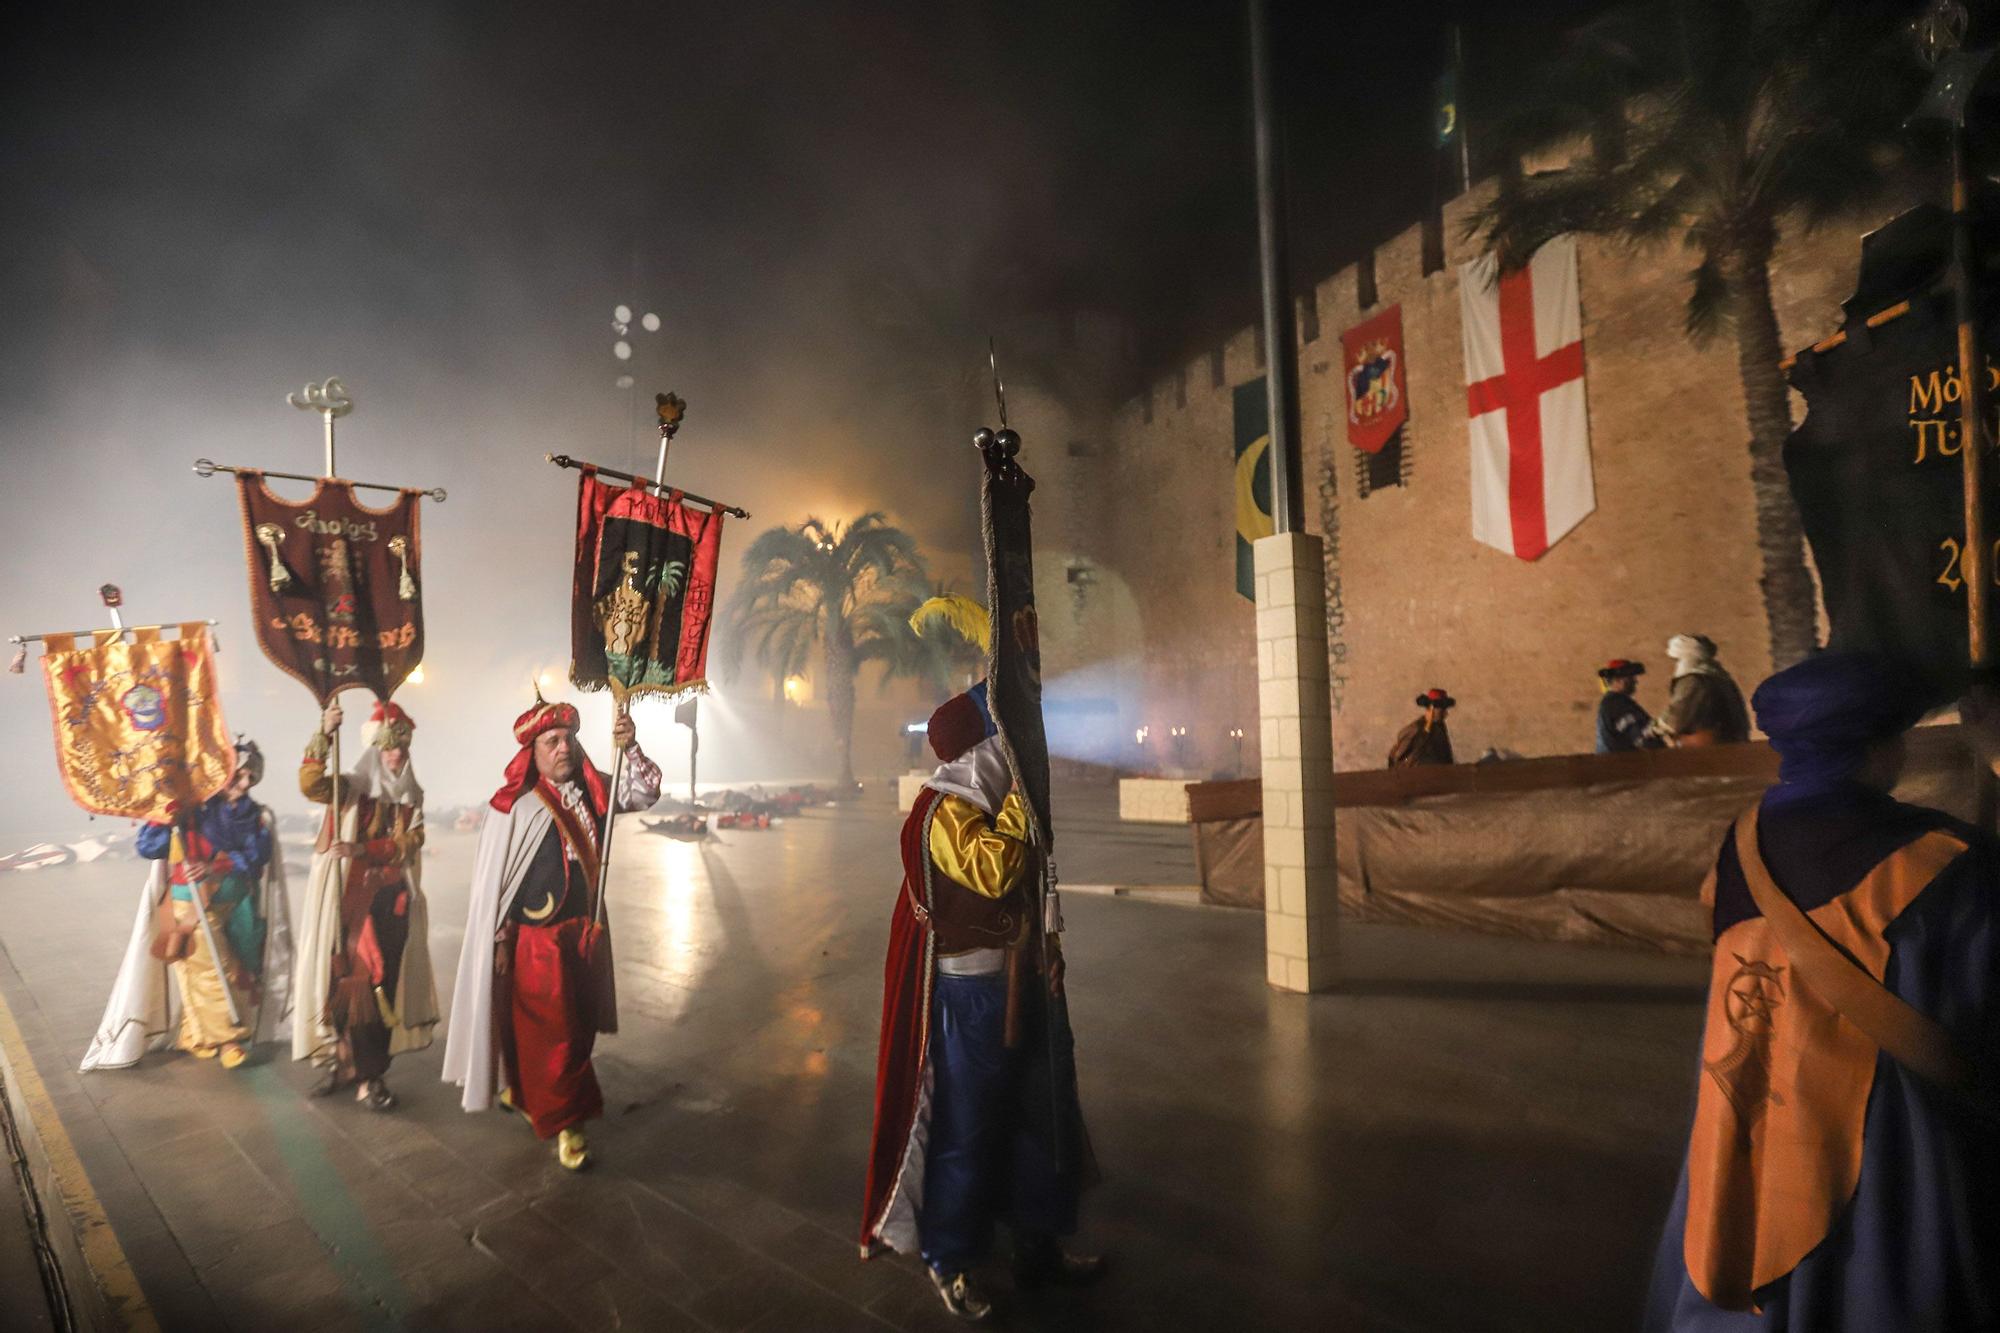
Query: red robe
[{"left": 859, "top": 787, "right": 944, "bottom": 1254}]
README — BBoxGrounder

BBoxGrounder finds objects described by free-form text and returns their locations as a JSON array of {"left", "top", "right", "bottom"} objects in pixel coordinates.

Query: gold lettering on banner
[
  {"left": 1935, "top": 536, "right": 2000, "bottom": 592},
  {"left": 291, "top": 509, "right": 381, "bottom": 542},
  {"left": 1908, "top": 358, "right": 2000, "bottom": 463}
]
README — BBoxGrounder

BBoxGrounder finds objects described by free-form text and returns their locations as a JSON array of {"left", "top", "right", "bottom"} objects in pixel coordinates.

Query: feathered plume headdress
[{"left": 908, "top": 594, "right": 991, "bottom": 653}]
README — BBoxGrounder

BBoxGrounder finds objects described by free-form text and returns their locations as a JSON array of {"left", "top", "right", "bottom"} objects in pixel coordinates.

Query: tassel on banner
[
  {"left": 7, "top": 645, "right": 24, "bottom": 675},
  {"left": 254, "top": 523, "right": 294, "bottom": 593},
  {"left": 389, "top": 535, "right": 417, "bottom": 601}
]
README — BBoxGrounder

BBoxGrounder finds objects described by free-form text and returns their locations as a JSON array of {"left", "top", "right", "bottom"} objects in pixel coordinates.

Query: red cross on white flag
[{"left": 1459, "top": 234, "right": 1594, "bottom": 560}]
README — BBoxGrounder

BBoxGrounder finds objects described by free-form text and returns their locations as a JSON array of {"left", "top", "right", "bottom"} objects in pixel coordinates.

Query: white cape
[
  {"left": 292, "top": 796, "right": 439, "bottom": 1066},
  {"left": 440, "top": 797, "right": 554, "bottom": 1111},
  {"left": 80, "top": 808, "right": 296, "bottom": 1072}
]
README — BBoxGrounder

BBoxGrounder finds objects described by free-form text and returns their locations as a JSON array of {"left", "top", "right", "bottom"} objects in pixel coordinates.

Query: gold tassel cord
[
  {"left": 909, "top": 595, "right": 992, "bottom": 653},
  {"left": 254, "top": 524, "right": 293, "bottom": 594}
]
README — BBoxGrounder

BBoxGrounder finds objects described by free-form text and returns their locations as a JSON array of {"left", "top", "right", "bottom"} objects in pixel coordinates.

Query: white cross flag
[{"left": 1459, "top": 234, "right": 1595, "bottom": 560}]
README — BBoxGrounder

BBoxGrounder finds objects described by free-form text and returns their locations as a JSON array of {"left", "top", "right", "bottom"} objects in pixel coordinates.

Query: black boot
[{"left": 1013, "top": 1236, "right": 1105, "bottom": 1289}]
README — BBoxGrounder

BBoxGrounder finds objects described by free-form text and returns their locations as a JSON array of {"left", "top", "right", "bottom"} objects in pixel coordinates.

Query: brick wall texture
[{"left": 1037, "top": 185, "right": 1896, "bottom": 776}]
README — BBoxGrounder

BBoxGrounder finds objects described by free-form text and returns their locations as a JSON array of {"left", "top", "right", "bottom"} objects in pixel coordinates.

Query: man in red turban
[
  {"left": 295, "top": 697, "right": 439, "bottom": 1110},
  {"left": 442, "top": 692, "right": 661, "bottom": 1170}
]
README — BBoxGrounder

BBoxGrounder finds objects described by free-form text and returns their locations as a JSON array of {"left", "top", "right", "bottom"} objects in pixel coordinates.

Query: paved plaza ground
[{"left": 0, "top": 792, "right": 1711, "bottom": 1331}]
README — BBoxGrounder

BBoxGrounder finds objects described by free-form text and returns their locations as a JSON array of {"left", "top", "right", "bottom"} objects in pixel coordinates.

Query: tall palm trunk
[
  {"left": 1727, "top": 226, "right": 1820, "bottom": 670},
  {"left": 823, "top": 606, "right": 858, "bottom": 790}
]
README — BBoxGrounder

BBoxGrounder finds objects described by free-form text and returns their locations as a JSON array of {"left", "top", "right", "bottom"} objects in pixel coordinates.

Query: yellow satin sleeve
[{"left": 929, "top": 791, "right": 1027, "bottom": 899}]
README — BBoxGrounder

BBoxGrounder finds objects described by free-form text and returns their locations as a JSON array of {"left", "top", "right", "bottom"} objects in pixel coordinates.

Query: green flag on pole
[{"left": 1233, "top": 378, "right": 1274, "bottom": 600}]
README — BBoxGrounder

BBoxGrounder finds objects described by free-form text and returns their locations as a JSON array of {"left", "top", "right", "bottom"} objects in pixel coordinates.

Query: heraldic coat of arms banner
[
  {"left": 569, "top": 467, "right": 726, "bottom": 704},
  {"left": 236, "top": 474, "right": 425, "bottom": 703},
  {"left": 39, "top": 624, "right": 233, "bottom": 821}
]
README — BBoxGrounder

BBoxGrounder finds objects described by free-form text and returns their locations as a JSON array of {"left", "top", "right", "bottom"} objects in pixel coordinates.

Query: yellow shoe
[
  {"left": 556, "top": 1128, "right": 590, "bottom": 1172},
  {"left": 190, "top": 1045, "right": 218, "bottom": 1060},
  {"left": 218, "top": 1044, "right": 247, "bottom": 1070}
]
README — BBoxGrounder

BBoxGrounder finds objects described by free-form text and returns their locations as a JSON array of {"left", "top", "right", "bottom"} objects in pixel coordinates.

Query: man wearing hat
[
  {"left": 442, "top": 693, "right": 660, "bottom": 1171},
  {"left": 861, "top": 682, "right": 1100, "bottom": 1321},
  {"left": 1387, "top": 688, "right": 1456, "bottom": 767},
  {"left": 295, "top": 699, "right": 440, "bottom": 1110},
  {"left": 1643, "top": 654, "right": 2000, "bottom": 1328},
  {"left": 1595, "top": 659, "right": 1662, "bottom": 754}
]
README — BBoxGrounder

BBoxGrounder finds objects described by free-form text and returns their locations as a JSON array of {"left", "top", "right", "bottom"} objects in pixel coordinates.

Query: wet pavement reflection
[{"left": 0, "top": 799, "right": 1710, "bottom": 1331}]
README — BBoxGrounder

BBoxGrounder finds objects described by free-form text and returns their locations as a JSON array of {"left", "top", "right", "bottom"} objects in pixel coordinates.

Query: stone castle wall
[{"left": 1031, "top": 184, "right": 1894, "bottom": 775}]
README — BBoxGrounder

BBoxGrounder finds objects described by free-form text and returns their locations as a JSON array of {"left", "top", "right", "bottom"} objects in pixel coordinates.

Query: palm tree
[
  {"left": 724, "top": 513, "right": 942, "bottom": 788},
  {"left": 1469, "top": 0, "right": 1926, "bottom": 669}
]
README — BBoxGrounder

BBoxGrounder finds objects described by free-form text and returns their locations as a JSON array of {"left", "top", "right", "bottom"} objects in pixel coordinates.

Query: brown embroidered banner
[{"left": 235, "top": 473, "right": 425, "bottom": 704}]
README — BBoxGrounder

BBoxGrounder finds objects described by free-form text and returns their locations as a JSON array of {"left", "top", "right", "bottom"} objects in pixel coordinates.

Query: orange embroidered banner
[
  {"left": 236, "top": 473, "right": 424, "bottom": 704},
  {"left": 39, "top": 625, "right": 233, "bottom": 821}
]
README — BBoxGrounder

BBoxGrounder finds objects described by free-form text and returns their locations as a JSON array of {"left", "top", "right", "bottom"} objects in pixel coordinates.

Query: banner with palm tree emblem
[{"left": 569, "top": 467, "right": 726, "bottom": 703}]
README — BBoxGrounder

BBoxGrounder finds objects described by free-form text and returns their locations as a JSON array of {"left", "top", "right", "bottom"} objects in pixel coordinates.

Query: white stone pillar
[{"left": 1254, "top": 531, "right": 1337, "bottom": 993}]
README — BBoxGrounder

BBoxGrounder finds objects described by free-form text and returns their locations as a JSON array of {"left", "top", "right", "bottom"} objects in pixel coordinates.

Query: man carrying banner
[
  {"left": 860, "top": 682, "right": 1100, "bottom": 1321},
  {"left": 443, "top": 693, "right": 660, "bottom": 1170},
  {"left": 81, "top": 738, "right": 294, "bottom": 1072},
  {"left": 295, "top": 699, "right": 439, "bottom": 1109}
]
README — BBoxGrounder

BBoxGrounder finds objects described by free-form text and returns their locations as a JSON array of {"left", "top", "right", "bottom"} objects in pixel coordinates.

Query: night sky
[{"left": 0, "top": 0, "right": 1605, "bottom": 835}]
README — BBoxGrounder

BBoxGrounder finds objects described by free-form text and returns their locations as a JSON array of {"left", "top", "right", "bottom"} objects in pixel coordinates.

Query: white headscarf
[
  {"left": 925, "top": 734, "right": 1012, "bottom": 817},
  {"left": 1667, "top": 634, "right": 1723, "bottom": 680},
  {"left": 348, "top": 744, "right": 423, "bottom": 807}
]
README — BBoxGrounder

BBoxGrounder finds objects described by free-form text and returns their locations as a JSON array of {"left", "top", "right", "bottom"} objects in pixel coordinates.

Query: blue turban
[
  {"left": 966, "top": 679, "right": 998, "bottom": 739},
  {"left": 1752, "top": 652, "right": 1930, "bottom": 794}
]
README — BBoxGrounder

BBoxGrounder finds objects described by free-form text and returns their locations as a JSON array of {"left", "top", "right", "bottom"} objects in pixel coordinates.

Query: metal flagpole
[
  {"left": 291, "top": 380, "right": 355, "bottom": 969},
  {"left": 591, "top": 398, "right": 685, "bottom": 926},
  {"left": 1452, "top": 24, "right": 1471, "bottom": 196},
  {"left": 1914, "top": 2, "right": 1997, "bottom": 825}
]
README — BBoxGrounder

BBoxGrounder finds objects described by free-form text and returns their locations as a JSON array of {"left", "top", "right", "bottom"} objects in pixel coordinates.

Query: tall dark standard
[{"left": 1250, "top": 0, "right": 1304, "bottom": 534}]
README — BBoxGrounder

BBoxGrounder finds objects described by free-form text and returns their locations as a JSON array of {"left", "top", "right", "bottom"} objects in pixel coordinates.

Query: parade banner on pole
[
  {"left": 1341, "top": 305, "right": 1409, "bottom": 454},
  {"left": 568, "top": 468, "right": 726, "bottom": 702},
  {"left": 978, "top": 428, "right": 1054, "bottom": 855},
  {"left": 39, "top": 624, "right": 233, "bottom": 821},
  {"left": 1784, "top": 195, "right": 2000, "bottom": 707},
  {"left": 1460, "top": 234, "right": 1595, "bottom": 560},
  {"left": 235, "top": 474, "right": 425, "bottom": 703}
]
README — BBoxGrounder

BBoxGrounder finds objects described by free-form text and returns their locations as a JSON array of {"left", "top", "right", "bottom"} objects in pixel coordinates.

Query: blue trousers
[{"left": 919, "top": 971, "right": 1085, "bottom": 1272}]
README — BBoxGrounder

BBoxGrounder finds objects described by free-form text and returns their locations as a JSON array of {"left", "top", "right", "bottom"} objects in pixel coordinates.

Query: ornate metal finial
[
  {"left": 286, "top": 378, "right": 354, "bottom": 420},
  {"left": 656, "top": 392, "right": 688, "bottom": 438},
  {"left": 192, "top": 457, "right": 219, "bottom": 478},
  {"left": 1918, "top": 0, "right": 1970, "bottom": 67},
  {"left": 987, "top": 336, "right": 1009, "bottom": 430}
]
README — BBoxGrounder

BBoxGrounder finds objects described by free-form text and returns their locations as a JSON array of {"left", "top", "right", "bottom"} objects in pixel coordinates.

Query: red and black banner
[
  {"left": 569, "top": 468, "right": 725, "bottom": 703},
  {"left": 1340, "top": 304, "right": 1408, "bottom": 455},
  {"left": 980, "top": 438, "right": 1052, "bottom": 853},
  {"left": 236, "top": 474, "right": 424, "bottom": 704}
]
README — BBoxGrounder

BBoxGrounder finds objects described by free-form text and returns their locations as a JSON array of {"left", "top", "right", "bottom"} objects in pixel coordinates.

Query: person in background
[
  {"left": 1596, "top": 659, "right": 1662, "bottom": 754},
  {"left": 1387, "top": 688, "right": 1456, "bottom": 767},
  {"left": 1657, "top": 634, "right": 1752, "bottom": 747}
]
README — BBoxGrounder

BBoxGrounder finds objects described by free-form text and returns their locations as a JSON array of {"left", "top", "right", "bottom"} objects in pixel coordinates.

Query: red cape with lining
[{"left": 858, "top": 786, "right": 942, "bottom": 1253}]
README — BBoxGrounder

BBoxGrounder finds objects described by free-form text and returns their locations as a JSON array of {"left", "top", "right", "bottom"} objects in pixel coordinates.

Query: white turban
[{"left": 1667, "top": 634, "right": 1720, "bottom": 679}]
